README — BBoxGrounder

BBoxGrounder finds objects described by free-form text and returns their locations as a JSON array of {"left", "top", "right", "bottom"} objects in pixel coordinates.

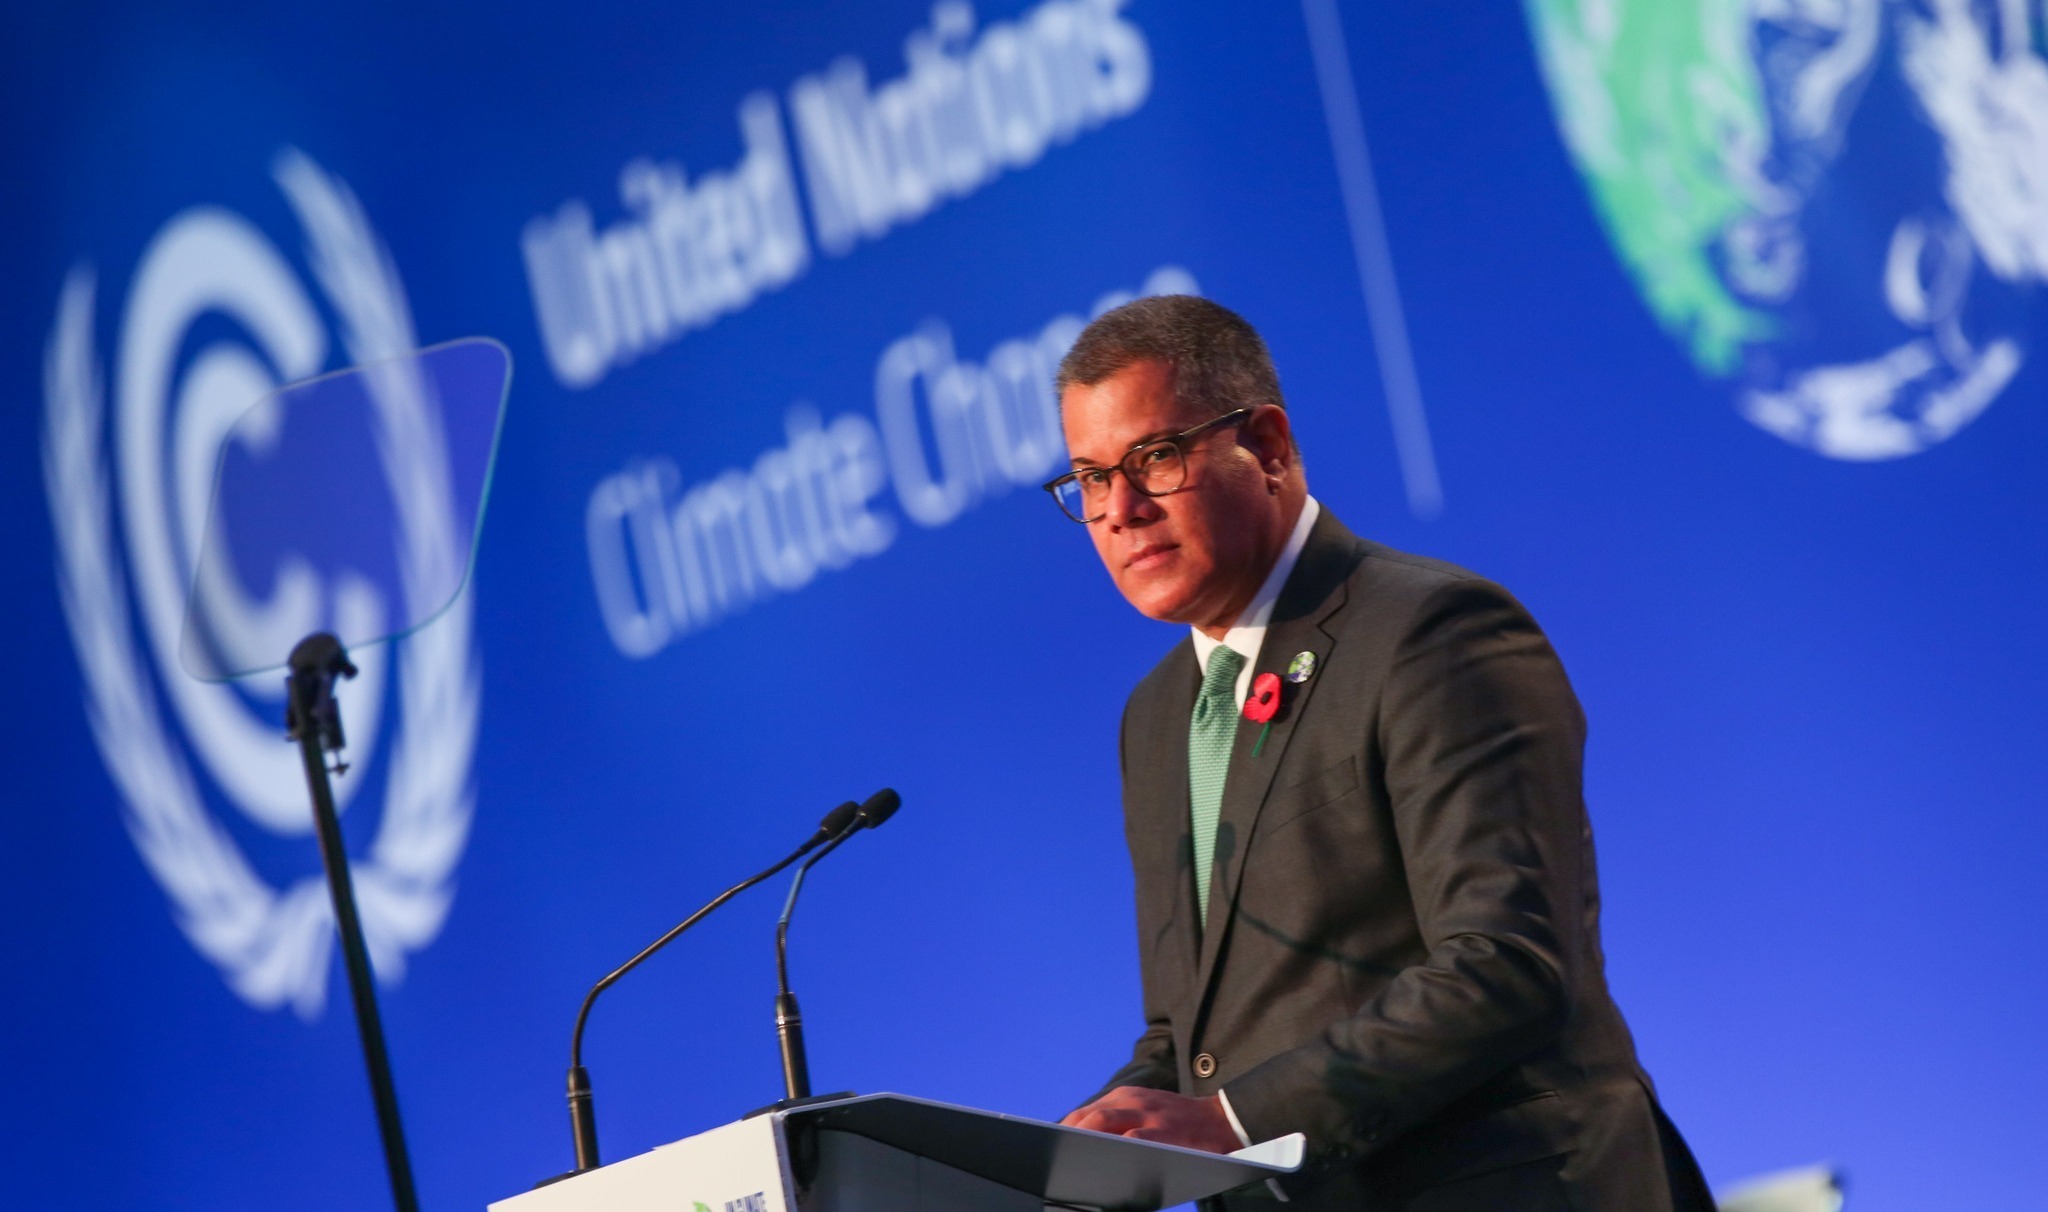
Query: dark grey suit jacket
[{"left": 1099, "top": 511, "right": 1711, "bottom": 1211}]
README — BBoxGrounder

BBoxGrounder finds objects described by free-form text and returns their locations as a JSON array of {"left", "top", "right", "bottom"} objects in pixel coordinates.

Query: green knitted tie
[{"left": 1188, "top": 644, "right": 1245, "bottom": 930}]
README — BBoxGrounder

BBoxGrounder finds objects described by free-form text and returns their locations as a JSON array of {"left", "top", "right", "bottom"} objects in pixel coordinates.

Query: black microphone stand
[
  {"left": 561, "top": 803, "right": 858, "bottom": 1177},
  {"left": 285, "top": 632, "right": 420, "bottom": 1212},
  {"left": 771, "top": 830, "right": 856, "bottom": 1100},
  {"left": 771, "top": 788, "right": 898, "bottom": 1102}
]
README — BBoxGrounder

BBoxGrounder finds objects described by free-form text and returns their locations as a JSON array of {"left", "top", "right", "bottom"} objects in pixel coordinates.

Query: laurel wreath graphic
[{"left": 42, "top": 149, "right": 481, "bottom": 1019}]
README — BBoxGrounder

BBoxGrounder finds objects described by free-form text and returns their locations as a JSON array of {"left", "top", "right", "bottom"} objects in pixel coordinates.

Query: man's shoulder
[
  {"left": 1116, "top": 516, "right": 1521, "bottom": 716},
  {"left": 1304, "top": 511, "right": 1497, "bottom": 613},
  {"left": 1282, "top": 514, "right": 1555, "bottom": 675},
  {"left": 1351, "top": 538, "right": 1483, "bottom": 592}
]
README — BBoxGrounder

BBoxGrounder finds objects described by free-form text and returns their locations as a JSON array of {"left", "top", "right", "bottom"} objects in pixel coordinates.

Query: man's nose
[{"left": 1103, "top": 470, "right": 1159, "bottom": 529}]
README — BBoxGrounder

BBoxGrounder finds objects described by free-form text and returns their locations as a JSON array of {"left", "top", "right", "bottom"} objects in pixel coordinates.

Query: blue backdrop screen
[{"left": 3, "top": 3, "right": 2044, "bottom": 1210}]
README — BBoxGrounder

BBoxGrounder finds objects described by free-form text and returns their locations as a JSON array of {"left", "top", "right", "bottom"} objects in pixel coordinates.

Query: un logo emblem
[{"left": 41, "top": 149, "right": 480, "bottom": 1018}]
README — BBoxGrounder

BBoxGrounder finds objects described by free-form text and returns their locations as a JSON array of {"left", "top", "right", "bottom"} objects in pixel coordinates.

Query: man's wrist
[
  {"left": 1215, "top": 1088, "right": 1254, "bottom": 1147},
  {"left": 1217, "top": 1087, "right": 1291, "bottom": 1202}
]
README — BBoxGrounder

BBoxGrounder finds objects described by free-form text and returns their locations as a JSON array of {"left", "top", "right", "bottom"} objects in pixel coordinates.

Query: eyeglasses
[{"left": 1043, "top": 409, "right": 1253, "bottom": 523}]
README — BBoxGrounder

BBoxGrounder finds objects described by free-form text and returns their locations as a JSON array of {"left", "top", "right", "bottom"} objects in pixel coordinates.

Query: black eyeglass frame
[{"left": 1042, "top": 407, "right": 1255, "bottom": 523}]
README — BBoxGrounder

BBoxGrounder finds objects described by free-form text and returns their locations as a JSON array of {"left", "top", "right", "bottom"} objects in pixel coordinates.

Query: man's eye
[
  {"left": 1079, "top": 469, "right": 1113, "bottom": 488},
  {"left": 1137, "top": 444, "right": 1175, "bottom": 467}
]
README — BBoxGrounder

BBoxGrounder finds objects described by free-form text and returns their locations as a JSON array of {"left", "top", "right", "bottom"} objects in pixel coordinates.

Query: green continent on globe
[{"left": 1524, "top": 0, "right": 1777, "bottom": 374}]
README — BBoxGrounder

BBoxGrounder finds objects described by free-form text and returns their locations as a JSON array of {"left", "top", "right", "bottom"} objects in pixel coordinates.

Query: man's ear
[{"left": 1245, "top": 404, "right": 1294, "bottom": 477}]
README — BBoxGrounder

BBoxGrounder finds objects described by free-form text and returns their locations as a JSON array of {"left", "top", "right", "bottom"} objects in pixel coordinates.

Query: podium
[{"left": 491, "top": 1093, "right": 1304, "bottom": 1212}]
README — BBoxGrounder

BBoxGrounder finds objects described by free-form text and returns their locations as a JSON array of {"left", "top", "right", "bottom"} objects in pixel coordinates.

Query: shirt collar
[{"left": 1190, "top": 496, "right": 1321, "bottom": 677}]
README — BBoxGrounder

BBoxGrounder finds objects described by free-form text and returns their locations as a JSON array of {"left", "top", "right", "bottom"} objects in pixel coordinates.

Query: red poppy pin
[
  {"left": 1244, "top": 671, "right": 1283, "bottom": 755},
  {"left": 1243, "top": 673, "right": 1282, "bottom": 723}
]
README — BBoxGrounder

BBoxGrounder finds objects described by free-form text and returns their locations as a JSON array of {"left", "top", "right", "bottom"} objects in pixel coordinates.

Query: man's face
[{"left": 1059, "top": 359, "right": 1289, "bottom": 632}]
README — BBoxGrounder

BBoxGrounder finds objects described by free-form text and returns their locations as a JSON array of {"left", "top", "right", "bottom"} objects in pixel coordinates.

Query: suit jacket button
[{"left": 1193, "top": 1053, "right": 1217, "bottom": 1079}]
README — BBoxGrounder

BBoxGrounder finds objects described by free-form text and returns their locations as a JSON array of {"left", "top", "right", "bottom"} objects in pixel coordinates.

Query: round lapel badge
[{"left": 1286, "top": 650, "right": 1317, "bottom": 683}]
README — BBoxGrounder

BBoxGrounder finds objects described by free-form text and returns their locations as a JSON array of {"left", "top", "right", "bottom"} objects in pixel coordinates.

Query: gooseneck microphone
[
  {"left": 561, "top": 798, "right": 861, "bottom": 1178},
  {"left": 773, "top": 788, "right": 902, "bottom": 1101}
]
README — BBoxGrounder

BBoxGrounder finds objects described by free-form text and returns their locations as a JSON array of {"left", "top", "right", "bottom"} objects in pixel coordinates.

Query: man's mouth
[{"left": 1124, "top": 542, "right": 1178, "bottom": 573}]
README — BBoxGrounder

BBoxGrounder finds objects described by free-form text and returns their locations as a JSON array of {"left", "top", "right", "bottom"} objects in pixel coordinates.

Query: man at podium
[{"left": 1046, "top": 297, "right": 1714, "bottom": 1211}]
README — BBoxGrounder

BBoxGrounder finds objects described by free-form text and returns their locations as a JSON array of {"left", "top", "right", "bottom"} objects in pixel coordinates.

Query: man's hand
[{"left": 1059, "top": 1086, "right": 1243, "bottom": 1154}]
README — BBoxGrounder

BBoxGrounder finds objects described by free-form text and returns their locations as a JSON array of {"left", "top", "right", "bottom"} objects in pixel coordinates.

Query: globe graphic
[{"left": 1524, "top": 0, "right": 2047, "bottom": 460}]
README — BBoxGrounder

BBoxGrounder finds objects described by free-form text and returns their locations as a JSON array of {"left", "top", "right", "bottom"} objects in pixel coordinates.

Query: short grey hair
[{"left": 1055, "top": 295, "right": 1286, "bottom": 418}]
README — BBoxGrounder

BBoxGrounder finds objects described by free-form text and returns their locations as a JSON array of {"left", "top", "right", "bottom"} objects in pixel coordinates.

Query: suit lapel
[
  {"left": 1190, "top": 513, "right": 1363, "bottom": 1013},
  {"left": 1150, "top": 647, "right": 1204, "bottom": 975}
]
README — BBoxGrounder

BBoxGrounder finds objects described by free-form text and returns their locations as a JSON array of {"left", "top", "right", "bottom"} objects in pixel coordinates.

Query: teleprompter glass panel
[{"left": 179, "top": 337, "right": 511, "bottom": 683}]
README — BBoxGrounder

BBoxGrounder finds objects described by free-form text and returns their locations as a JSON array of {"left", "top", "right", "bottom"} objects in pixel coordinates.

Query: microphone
[
  {"left": 773, "top": 788, "right": 901, "bottom": 1101},
  {"left": 559, "top": 798, "right": 860, "bottom": 1179},
  {"left": 853, "top": 786, "right": 900, "bottom": 830}
]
